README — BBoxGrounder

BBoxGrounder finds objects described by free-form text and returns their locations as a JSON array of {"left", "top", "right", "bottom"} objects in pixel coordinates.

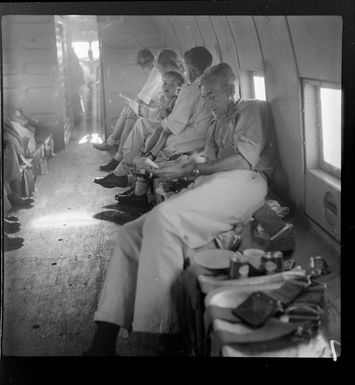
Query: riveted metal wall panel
[
  {"left": 254, "top": 16, "right": 304, "bottom": 208},
  {"left": 287, "top": 16, "right": 342, "bottom": 83},
  {"left": 168, "top": 16, "right": 197, "bottom": 54},
  {"left": 305, "top": 170, "right": 341, "bottom": 243},
  {"left": 98, "top": 16, "right": 167, "bottom": 133},
  {"left": 185, "top": 16, "right": 204, "bottom": 47},
  {"left": 152, "top": 16, "right": 180, "bottom": 52},
  {"left": 194, "top": 16, "right": 221, "bottom": 65},
  {"left": 226, "top": 16, "right": 263, "bottom": 72},
  {"left": 209, "top": 16, "right": 240, "bottom": 73},
  {"left": 2, "top": 15, "right": 67, "bottom": 151}
]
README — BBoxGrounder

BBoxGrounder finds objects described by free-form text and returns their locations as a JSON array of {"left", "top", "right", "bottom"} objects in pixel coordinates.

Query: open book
[{"left": 119, "top": 93, "right": 160, "bottom": 122}]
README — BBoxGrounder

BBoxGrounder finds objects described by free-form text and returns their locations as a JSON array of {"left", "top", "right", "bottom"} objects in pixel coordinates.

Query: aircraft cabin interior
[{"left": 1, "top": 7, "right": 344, "bottom": 360}]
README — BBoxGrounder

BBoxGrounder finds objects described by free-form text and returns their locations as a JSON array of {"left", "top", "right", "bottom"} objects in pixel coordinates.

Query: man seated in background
[
  {"left": 85, "top": 62, "right": 278, "bottom": 356},
  {"left": 93, "top": 48, "right": 164, "bottom": 171},
  {"left": 4, "top": 117, "right": 35, "bottom": 208},
  {"left": 116, "top": 70, "right": 185, "bottom": 205},
  {"left": 93, "top": 68, "right": 186, "bottom": 200},
  {"left": 93, "top": 47, "right": 214, "bottom": 206}
]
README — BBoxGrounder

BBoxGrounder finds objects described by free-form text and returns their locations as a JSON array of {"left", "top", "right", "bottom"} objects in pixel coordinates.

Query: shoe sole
[
  {"left": 93, "top": 145, "right": 114, "bottom": 152},
  {"left": 94, "top": 181, "right": 128, "bottom": 188},
  {"left": 115, "top": 198, "right": 149, "bottom": 207},
  {"left": 99, "top": 167, "right": 118, "bottom": 172}
]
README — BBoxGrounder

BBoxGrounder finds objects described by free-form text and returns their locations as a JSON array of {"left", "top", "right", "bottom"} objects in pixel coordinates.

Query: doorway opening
[{"left": 61, "top": 16, "right": 105, "bottom": 143}]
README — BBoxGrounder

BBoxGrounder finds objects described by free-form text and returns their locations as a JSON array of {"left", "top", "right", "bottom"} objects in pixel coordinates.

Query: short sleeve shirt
[
  {"left": 160, "top": 77, "right": 213, "bottom": 156},
  {"left": 204, "top": 99, "right": 278, "bottom": 173}
]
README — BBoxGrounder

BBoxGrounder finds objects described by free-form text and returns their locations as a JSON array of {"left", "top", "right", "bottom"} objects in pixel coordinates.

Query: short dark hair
[
  {"left": 164, "top": 71, "right": 185, "bottom": 87},
  {"left": 183, "top": 47, "right": 213, "bottom": 74},
  {"left": 157, "top": 49, "right": 185, "bottom": 73},
  {"left": 137, "top": 49, "right": 154, "bottom": 67},
  {"left": 200, "top": 62, "right": 238, "bottom": 88}
]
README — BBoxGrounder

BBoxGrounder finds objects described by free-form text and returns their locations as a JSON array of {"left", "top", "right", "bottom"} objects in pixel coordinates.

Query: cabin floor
[{"left": 2, "top": 121, "right": 340, "bottom": 357}]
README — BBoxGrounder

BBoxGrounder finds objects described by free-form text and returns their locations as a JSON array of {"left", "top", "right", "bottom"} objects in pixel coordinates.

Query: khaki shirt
[
  {"left": 161, "top": 77, "right": 213, "bottom": 156},
  {"left": 204, "top": 99, "right": 278, "bottom": 177}
]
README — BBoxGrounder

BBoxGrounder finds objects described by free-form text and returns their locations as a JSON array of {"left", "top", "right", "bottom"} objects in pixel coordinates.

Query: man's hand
[
  {"left": 134, "top": 156, "right": 159, "bottom": 172},
  {"left": 157, "top": 106, "right": 169, "bottom": 119}
]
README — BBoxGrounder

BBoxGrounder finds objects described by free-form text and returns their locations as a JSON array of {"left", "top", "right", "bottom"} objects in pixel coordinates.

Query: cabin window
[
  {"left": 303, "top": 80, "right": 341, "bottom": 179},
  {"left": 302, "top": 79, "right": 341, "bottom": 243},
  {"left": 252, "top": 73, "right": 266, "bottom": 101},
  {"left": 319, "top": 87, "right": 342, "bottom": 175}
]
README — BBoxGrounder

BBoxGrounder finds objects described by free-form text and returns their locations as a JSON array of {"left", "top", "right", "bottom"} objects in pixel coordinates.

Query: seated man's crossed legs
[
  {"left": 93, "top": 118, "right": 160, "bottom": 188},
  {"left": 95, "top": 106, "right": 139, "bottom": 172},
  {"left": 114, "top": 150, "right": 196, "bottom": 206},
  {"left": 86, "top": 169, "right": 267, "bottom": 355},
  {"left": 94, "top": 105, "right": 135, "bottom": 151}
]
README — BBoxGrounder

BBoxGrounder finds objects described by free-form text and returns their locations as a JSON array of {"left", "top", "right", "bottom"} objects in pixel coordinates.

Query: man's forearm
[{"left": 195, "top": 154, "right": 251, "bottom": 176}]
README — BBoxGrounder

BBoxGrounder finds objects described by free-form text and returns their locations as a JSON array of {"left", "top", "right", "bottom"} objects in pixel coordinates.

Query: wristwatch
[{"left": 192, "top": 166, "right": 200, "bottom": 178}]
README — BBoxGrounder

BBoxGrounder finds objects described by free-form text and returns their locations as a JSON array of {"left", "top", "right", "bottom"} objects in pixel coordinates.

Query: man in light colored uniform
[
  {"left": 93, "top": 46, "right": 214, "bottom": 189},
  {"left": 85, "top": 62, "right": 277, "bottom": 356},
  {"left": 93, "top": 48, "right": 162, "bottom": 171}
]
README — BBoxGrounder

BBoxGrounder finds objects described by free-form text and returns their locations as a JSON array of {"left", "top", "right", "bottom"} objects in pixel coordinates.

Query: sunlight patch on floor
[
  {"left": 29, "top": 211, "right": 99, "bottom": 229},
  {"left": 78, "top": 133, "right": 103, "bottom": 144}
]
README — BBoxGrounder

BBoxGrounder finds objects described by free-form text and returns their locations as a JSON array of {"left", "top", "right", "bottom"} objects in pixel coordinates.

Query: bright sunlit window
[
  {"left": 72, "top": 40, "right": 99, "bottom": 60},
  {"left": 253, "top": 75, "right": 266, "bottom": 101},
  {"left": 90, "top": 41, "right": 100, "bottom": 59},
  {"left": 320, "top": 87, "right": 342, "bottom": 171}
]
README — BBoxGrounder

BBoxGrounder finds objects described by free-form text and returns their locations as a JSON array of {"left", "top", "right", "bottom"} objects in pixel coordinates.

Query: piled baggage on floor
[
  {"left": 181, "top": 200, "right": 332, "bottom": 357},
  {"left": 4, "top": 108, "right": 54, "bottom": 198}
]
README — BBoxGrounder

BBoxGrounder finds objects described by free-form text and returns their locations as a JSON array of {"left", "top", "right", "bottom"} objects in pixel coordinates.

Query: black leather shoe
[
  {"left": 99, "top": 158, "right": 120, "bottom": 172},
  {"left": 93, "top": 142, "right": 116, "bottom": 152},
  {"left": 4, "top": 218, "right": 21, "bottom": 233},
  {"left": 115, "top": 192, "right": 149, "bottom": 206},
  {"left": 6, "top": 215, "right": 19, "bottom": 222},
  {"left": 116, "top": 187, "right": 134, "bottom": 196},
  {"left": 4, "top": 233, "right": 24, "bottom": 252},
  {"left": 8, "top": 193, "right": 34, "bottom": 208},
  {"left": 93, "top": 173, "right": 128, "bottom": 188}
]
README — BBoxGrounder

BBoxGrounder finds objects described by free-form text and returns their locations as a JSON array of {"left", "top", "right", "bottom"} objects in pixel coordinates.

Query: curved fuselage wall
[
  {"left": 97, "top": 16, "right": 166, "bottom": 133},
  {"left": 153, "top": 15, "right": 341, "bottom": 212},
  {"left": 2, "top": 15, "right": 69, "bottom": 151},
  {"left": 2, "top": 15, "right": 342, "bottom": 216}
]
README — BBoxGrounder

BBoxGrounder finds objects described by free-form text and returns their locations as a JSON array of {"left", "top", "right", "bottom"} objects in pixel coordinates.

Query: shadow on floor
[
  {"left": 93, "top": 210, "right": 141, "bottom": 225},
  {"left": 93, "top": 203, "right": 151, "bottom": 225}
]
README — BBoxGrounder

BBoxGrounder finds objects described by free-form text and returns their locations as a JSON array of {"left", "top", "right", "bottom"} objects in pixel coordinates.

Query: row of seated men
[
  {"left": 3, "top": 111, "right": 38, "bottom": 252},
  {"left": 84, "top": 46, "right": 294, "bottom": 355}
]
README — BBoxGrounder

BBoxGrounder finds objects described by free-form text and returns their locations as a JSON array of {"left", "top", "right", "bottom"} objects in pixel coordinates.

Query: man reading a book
[{"left": 93, "top": 47, "right": 214, "bottom": 198}]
